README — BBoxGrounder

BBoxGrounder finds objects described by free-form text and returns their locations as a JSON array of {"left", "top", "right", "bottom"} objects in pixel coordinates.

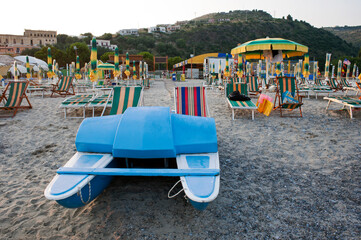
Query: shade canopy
[
  {"left": 14, "top": 55, "right": 48, "bottom": 70},
  {"left": 98, "top": 63, "right": 115, "bottom": 70},
  {"left": 231, "top": 38, "right": 308, "bottom": 60}
]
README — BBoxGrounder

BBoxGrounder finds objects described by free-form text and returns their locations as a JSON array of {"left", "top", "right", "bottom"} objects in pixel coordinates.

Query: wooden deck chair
[
  {"left": 60, "top": 94, "right": 93, "bottom": 118},
  {"left": 51, "top": 76, "right": 75, "bottom": 97},
  {"left": 324, "top": 96, "right": 361, "bottom": 119},
  {"left": 225, "top": 83, "right": 257, "bottom": 120},
  {"left": 101, "top": 86, "right": 143, "bottom": 116},
  {"left": 88, "top": 94, "right": 112, "bottom": 117},
  {"left": 274, "top": 77, "right": 303, "bottom": 117},
  {"left": 246, "top": 76, "right": 260, "bottom": 96},
  {"left": 328, "top": 78, "right": 342, "bottom": 91},
  {"left": 0, "top": 80, "right": 32, "bottom": 117},
  {"left": 174, "top": 86, "right": 209, "bottom": 117}
]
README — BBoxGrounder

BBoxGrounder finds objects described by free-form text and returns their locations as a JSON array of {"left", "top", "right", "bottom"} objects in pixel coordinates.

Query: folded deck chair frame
[
  {"left": 225, "top": 83, "right": 257, "bottom": 120},
  {"left": 174, "top": 86, "right": 210, "bottom": 117},
  {"left": 274, "top": 77, "right": 303, "bottom": 117},
  {"left": 101, "top": 86, "right": 144, "bottom": 116},
  {"left": 60, "top": 94, "right": 94, "bottom": 119},
  {"left": 51, "top": 76, "right": 75, "bottom": 97},
  {"left": 324, "top": 96, "right": 361, "bottom": 119},
  {"left": 0, "top": 80, "right": 32, "bottom": 117}
]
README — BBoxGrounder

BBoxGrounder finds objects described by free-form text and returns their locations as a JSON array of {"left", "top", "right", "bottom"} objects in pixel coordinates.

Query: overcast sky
[{"left": 3, "top": 0, "right": 360, "bottom": 36}]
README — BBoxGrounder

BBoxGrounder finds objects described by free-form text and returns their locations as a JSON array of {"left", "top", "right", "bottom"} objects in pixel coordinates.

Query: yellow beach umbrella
[
  {"left": 14, "top": 61, "right": 18, "bottom": 80},
  {"left": 303, "top": 53, "right": 310, "bottom": 78},
  {"left": 26, "top": 56, "right": 31, "bottom": 79},
  {"left": 324, "top": 53, "right": 331, "bottom": 79},
  {"left": 90, "top": 37, "right": 98, "bottom": 82}
]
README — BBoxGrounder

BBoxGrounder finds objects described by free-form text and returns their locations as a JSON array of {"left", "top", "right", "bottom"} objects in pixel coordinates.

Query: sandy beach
[{"left": 0, "top": 79, "right": 360, "bottom": 239}]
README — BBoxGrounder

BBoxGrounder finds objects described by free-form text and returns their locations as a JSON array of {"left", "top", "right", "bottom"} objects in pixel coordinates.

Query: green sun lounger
[
  {"left": 0, "top": 80, "right": 32, "bottom": 117},
  {"left": 225, "top": 83, "right": 257, "bottom": 120},
  {"left": 324, "top": 96, "right": 361, "bottom": 119},
  {"left": 60, "top": 94, "right": 93, "bottom": 118}
]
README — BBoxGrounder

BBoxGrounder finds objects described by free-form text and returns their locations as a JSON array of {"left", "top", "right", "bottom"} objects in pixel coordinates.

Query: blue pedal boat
[{"left": 44, "top": 106, "right": 220, "bottom": 210}]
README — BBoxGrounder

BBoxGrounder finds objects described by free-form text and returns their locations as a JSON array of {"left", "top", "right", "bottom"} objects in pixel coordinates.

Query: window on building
[
  {"left": 39, "top": 40, "right": 42, "bottom": 45},
  {"left": 5, "top": 39, "right": 8, "bottom": 43},
  {"left": 30, "top": 34, "right": 32, "bottom": 36},
  {"left": 30, "top": 40, "right": 33, "bottom": 45},
  {"left": 13, "top": 39, "right": 16, "bottom": 44},
  {"left": 21, "top": 39, "right": 23, "bottom": 44},
  {"left": 16, "top": 48, "right": 20, "bottom": 53}
]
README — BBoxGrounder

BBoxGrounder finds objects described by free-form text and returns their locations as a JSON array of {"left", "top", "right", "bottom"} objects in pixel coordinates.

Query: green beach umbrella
[
  {"left": 337, "top": 59, "right": 342, "bottom": 81},
  {"left": 211, "top": 62, "right": 216, "bottom": 79},
  {"left": 114, "top": 46, "right": 120, "bottom": 77},
  {"left": 324, "top": 53, "right": 331, "bottom": 79},
  {"left": 224, "top": 53, "right": 230, "bottom": 77},
  {"left": 237, "top": 54, "right": 243, "bottom": 78},
  {"left": 276, "top": 62, "right": 281, "bottom": 76},
  {"left": 47, "top": 47, "right": 53, "bottom": 78},
  {"left": 352, "top": 63, "right": 356, "bottom": 78},
  {"left": 303, "top": 53, "right": 310, "bottom": 78},
  {"left": 90, "top": 37, "right": 98, "bottom": 82},
  {"left": 346, "top": 63, "right": 350, "bottom": 80},
  {"left": 125, "top": 52, "right": 130, "bottom": 79},
  {"left": 139, "top": 61, "right": 143, "bottom": 79},
  {"left": 218, "top": 60, "right": 222, "bottom": 80},
  {"left": 313, "top": 62, "right": 318, "bottom": 80},
  {"left": 132, "top": 60, "right": 137, "bottom": 80},
  {"left": 75, "top": 55, "right": 81, "bottom": 79},
  {"left": 14, "top": 61, "right": 18, "bottom": 80},
  {"left": 26, "top": 56, "right": 31, "bottom": 79},
  {"left": 98, "top": 63, "right": 115, "bottom": 70}
]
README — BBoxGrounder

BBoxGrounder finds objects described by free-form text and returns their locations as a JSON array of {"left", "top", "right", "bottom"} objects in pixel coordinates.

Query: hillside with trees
[
  {"left": 324, "top": 26, "right": 361, "bottom": 49},
  {"left": 21, "top": 10, "right": 360, "bottom": 71}
]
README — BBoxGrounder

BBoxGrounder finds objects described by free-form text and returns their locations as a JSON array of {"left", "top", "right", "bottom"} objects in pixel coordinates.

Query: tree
[
  {"left": 34, "top": 46, "right": 67, "bottom": 67},
  {"left": 21, "top": 48, "right": 41, "bottom": 56},
  {"left": 138, "top": 51, "right": 154, "bottom": 71},
  {"left": 287, "top": 14, "right": 293, "bottom": 21},
  {"left": 100, "top": 52, "right": 114, "bottom": 62},
  {"left": 168, "top": 56, "right": 183, "bottom": 70},
  {"left": 66, "top": 42, "right": 91, "bottom": 67},
  {"left": 98, "top": 33, "right": 112, "bottom": 40}
]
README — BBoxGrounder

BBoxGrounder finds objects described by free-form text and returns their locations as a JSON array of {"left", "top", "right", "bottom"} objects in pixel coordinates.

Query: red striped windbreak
[{"left": 176, "top": 86, "right": 207, "bottom": 117}]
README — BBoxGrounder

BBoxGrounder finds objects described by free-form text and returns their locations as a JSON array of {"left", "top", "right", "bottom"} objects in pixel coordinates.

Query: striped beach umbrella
[
  {"left": 303, "top": 53, "right": 310, "bottom": 78},
  {"left": 288, "top": 60, "right": 291, "bottom": 75},
  {"left": 125, "top": 52, "right": 130, "bottom": 78},
  {"left": 337, "top": 59, "right": 342, "bottom": 81},
  {"left": 276, "top": 62, "right": 281, "bottom": 76},
  {"left": 114, "top": 46, "right": 120, "bottom": 77},
  {"left": 47, "top": 47, "right": 53, "bottom": 78},
  {"left": 139, "top": 61, "right": 143, "bottom": 79},
  {"left": 237, "top": 54, "right": 243, "bottom": 78},
  {"left": 352, "top": 63, "right": 356, "bottom": 78},
  {"left": 14, "top": 61, "right": 18, "bottom": 80},
  {"left": 132, "top": 60, "right": 137, "bottom": 80},
  {"left": 324, "top": 53, "right": 331, "bottom": 79},
  {"left": 313, "top": 62, "right": 318, "bottom": 80},
  {"left": 90, "top": 37, "right": 98, "bottom": 82},
  {"left": 26, "top": 56, "right": 31, "bottom": 79},
  {"left": 75, "top": 55, "right": 81, "bottom": 79},
  {"left": 346, "top": 63, "right": 350, "bottom": 80},
  {"left": 38, "top": 66, "right": 42, "bottom": 81},
  {"left": 212, "top": 63, "right": 216, "bottom": 79},
  {"left": 224, "top": 53, "right": 230, "bottom": 77},
  {"left": 258, "top": 60, "right": 262, "bottom": 78},
  {"left": 218, "top": 60, "right": 222, "bottom": 80}
]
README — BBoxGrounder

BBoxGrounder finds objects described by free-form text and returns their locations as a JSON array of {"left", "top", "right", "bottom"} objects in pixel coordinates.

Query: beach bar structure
[
  {"left": 173, "top": 53, "right": 232, "bottom": 79},
  {"left": 109, "top": 54, "right": 144, "bottom": 79}
]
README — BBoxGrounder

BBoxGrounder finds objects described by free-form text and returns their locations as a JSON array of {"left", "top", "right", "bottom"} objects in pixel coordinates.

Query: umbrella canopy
[
  {"left": 98, "top": 63, "right": 115, "bottom": 70},
  {"left": 276, "top": 62, "right": 281, "bottom": 76},
  {"left": 90, "top": 37, "right": 98, "bottom": 82},
  {"left": 14, "top": 61, "right": 18, "bottom": 80},
  {"left": 26, "top": 56, "right": 31, "bottom": 79},
  {"left": 352, "top": 63, "right": 356, "bottom": 78},
  {"left": 139, "top": 61, "right": 143, "bottom": 79},
  {"left": 14, "top": 55, "right": 48, "bottom": 70},
  {"left": 231, "top": 37, "right": 308, "bottom": 59}
]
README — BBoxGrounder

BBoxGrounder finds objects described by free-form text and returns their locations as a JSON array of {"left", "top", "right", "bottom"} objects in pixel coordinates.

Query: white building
[
  {"left": 118, "top": 29, "right": 139, "bottom": 36},
  {"left": 166, "top": 25, "right": 181, "bottom": 32},
  {"left": 148, "top": 26, "right": 166, "bottom": 33},
  {"left": 90, "top": 39, "right": 117, "bottom": 50}
]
